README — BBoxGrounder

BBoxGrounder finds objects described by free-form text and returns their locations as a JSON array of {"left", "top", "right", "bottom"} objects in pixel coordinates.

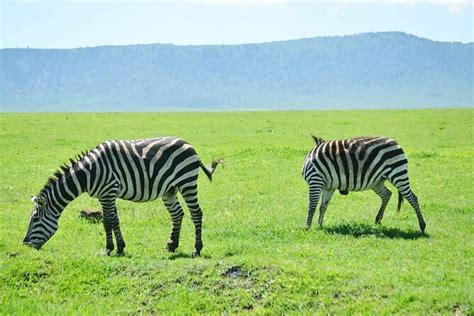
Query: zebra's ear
[{"left": 311, "top": 134, "right": 324, "bottom": 146}]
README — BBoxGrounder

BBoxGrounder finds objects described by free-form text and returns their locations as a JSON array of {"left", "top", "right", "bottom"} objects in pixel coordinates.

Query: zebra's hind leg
[
  {"left": 318, "top": 189, "right": 335, "bottom": 227},
  {"left": 306, "top": 183, "right": 323, "bottom": 229},
  {"left": 180, "top": 185, "right": 203, "bottom": 257},
  {"left": 162, "top": 188, "right": 184, "bottom": 253},
  {"left": 100, "top": 197, "right": 126, "bottom": 256},
  {"left": 388, "top": 174, "right": 426, "bottom": 233},
  {"left": 402, "top": 190, "right": 426, "bottom": 233},
  {"left": 372, "top": 182, "right": 392, "bottom": 225}
]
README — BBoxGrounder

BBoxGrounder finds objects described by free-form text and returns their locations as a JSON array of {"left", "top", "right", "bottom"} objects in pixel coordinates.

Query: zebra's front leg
[
  {"left": 100, "top": 198, "right": 126, "bottom": 256},
  {"left": 162, "top": 189, "right": 184, "bottom": 253},
  {"left": 306, "top": 184, "right": 322, "bottom": 229},
  {"left": 113, "top": 213, "right": 126, "bottom": 256},
  {"left": 318, "top": 190, "right": 335, "bottom": 227},
  {"left": 372, "top": 183, "right": 392, "bottom": 225}
]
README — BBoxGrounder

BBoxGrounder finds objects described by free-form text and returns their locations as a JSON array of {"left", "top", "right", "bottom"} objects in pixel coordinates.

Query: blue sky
[{"left": 1, "top": 1, "right": 472, "bottom": 49}]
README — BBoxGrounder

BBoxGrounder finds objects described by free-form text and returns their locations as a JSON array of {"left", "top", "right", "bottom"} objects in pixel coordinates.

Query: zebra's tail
[
  {"left": 396, "top": 190, "right": 404, "bottom": 212},
  {"left": 200, "top": 158, "right": 225, "bottom": 182}
]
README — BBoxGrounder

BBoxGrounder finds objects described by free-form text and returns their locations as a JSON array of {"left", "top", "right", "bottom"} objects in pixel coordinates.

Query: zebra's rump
[{"left": 305, "top": 136, "right": 408, "bottom": 192}]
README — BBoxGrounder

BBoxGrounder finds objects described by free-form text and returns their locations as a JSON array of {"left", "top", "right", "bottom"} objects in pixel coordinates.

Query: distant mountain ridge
[{"left": 1, "top": 32, "right": 472, "bottom": 111}]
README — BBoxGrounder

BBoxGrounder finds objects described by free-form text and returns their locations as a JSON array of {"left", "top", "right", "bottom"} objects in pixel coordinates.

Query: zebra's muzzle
[{"left": 23, "top": 238, "right": 41, "bottom": 250}]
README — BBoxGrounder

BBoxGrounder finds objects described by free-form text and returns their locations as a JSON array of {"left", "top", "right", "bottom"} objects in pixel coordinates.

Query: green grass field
[{"left": 1, "top": 109, "right": 472, "bottom": 314}]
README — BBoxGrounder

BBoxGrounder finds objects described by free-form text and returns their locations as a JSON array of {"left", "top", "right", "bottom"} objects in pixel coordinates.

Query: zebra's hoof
[
  {"left": 104, "top": 248, "right": 113, "bottom": 256},
  {"left": 420, "top": 222, "right": 426, "bottom": 234},
  {"left": 167, "top": 241, "right": 179, "bottom": 252},
  {"left": 116, "top": 250, "right": 125, "bottom": 257},
  {"left": 192, "top": 250, "right": 201, "bottom": 258}
]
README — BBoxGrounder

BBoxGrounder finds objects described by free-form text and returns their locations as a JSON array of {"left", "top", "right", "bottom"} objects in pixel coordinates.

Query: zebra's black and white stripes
[
  {"left": 24, "top": 137, "right": 222, "bottom": 256},
  {"left": 302, "top": 136, "right": 426, "bottom": 232},
  {"left": 24, "top": 134, "right": 427, "bottom": 256}
]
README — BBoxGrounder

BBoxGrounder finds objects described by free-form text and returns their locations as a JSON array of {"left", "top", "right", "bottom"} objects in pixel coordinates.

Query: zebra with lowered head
[
  {"left": 301, "top": 135, "right": 426, "bottom": 233},
  {"left": 24, "top": 136, "right": 223, "bottom": 257}
]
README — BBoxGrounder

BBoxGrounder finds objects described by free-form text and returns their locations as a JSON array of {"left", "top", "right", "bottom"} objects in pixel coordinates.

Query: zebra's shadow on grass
[
  {"left": 168, "top": 252, "right": 212, "bottom": 260},
  {"left": 322, "top": 222, "right": 429, "bottom": 239}
]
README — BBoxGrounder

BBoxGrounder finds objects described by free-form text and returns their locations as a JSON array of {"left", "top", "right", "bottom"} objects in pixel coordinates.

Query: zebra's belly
[
  {"left": 116, "top": 179, "right": 173, "bottom": 202},
  {"left": 116, "top": 166, "right": 200, "bottom": 202},
  {"left": 326, "top": 173, "right": 385, "bottom": 192}
]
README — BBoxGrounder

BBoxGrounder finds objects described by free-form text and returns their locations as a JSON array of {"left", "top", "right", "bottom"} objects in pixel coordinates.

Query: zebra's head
[{"left": 23, "top": 195, "right": 59, "bottom": 249}]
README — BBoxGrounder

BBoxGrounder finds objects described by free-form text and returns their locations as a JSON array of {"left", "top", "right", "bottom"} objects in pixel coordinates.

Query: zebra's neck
[{"left": 41, "top": 166, "right": 88, "bottom": 215}]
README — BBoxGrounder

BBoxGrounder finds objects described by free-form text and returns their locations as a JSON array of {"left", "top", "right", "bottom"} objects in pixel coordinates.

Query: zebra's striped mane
[{"left": 38, "top": 150, "right": 90, "bottom": 197}]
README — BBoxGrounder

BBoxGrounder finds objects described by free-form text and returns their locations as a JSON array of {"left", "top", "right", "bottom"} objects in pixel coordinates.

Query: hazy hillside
[{"left": 1, "top": 32, "right": 472, "bottom": 111}]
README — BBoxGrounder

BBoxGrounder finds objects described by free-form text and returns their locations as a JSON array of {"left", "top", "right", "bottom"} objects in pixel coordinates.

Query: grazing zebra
[
  {"left": 24, "top": 137, "right": 223, "bottom": 257},
  {"left": 301, "top": 135, "right": 426, "bottom": 233}
]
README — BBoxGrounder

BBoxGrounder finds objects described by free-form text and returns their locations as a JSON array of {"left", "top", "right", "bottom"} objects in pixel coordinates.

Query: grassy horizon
[{"left": 1, "top": 109, "right": 473, "bottom": 314}]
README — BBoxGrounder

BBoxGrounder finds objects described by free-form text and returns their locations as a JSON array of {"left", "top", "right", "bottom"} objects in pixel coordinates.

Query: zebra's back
[
  {"left": 304, "top": 136, "right": 407, "bottom": 192},
  {"left": 89, "top": 137, "right": 201, "bottom": 201}
]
